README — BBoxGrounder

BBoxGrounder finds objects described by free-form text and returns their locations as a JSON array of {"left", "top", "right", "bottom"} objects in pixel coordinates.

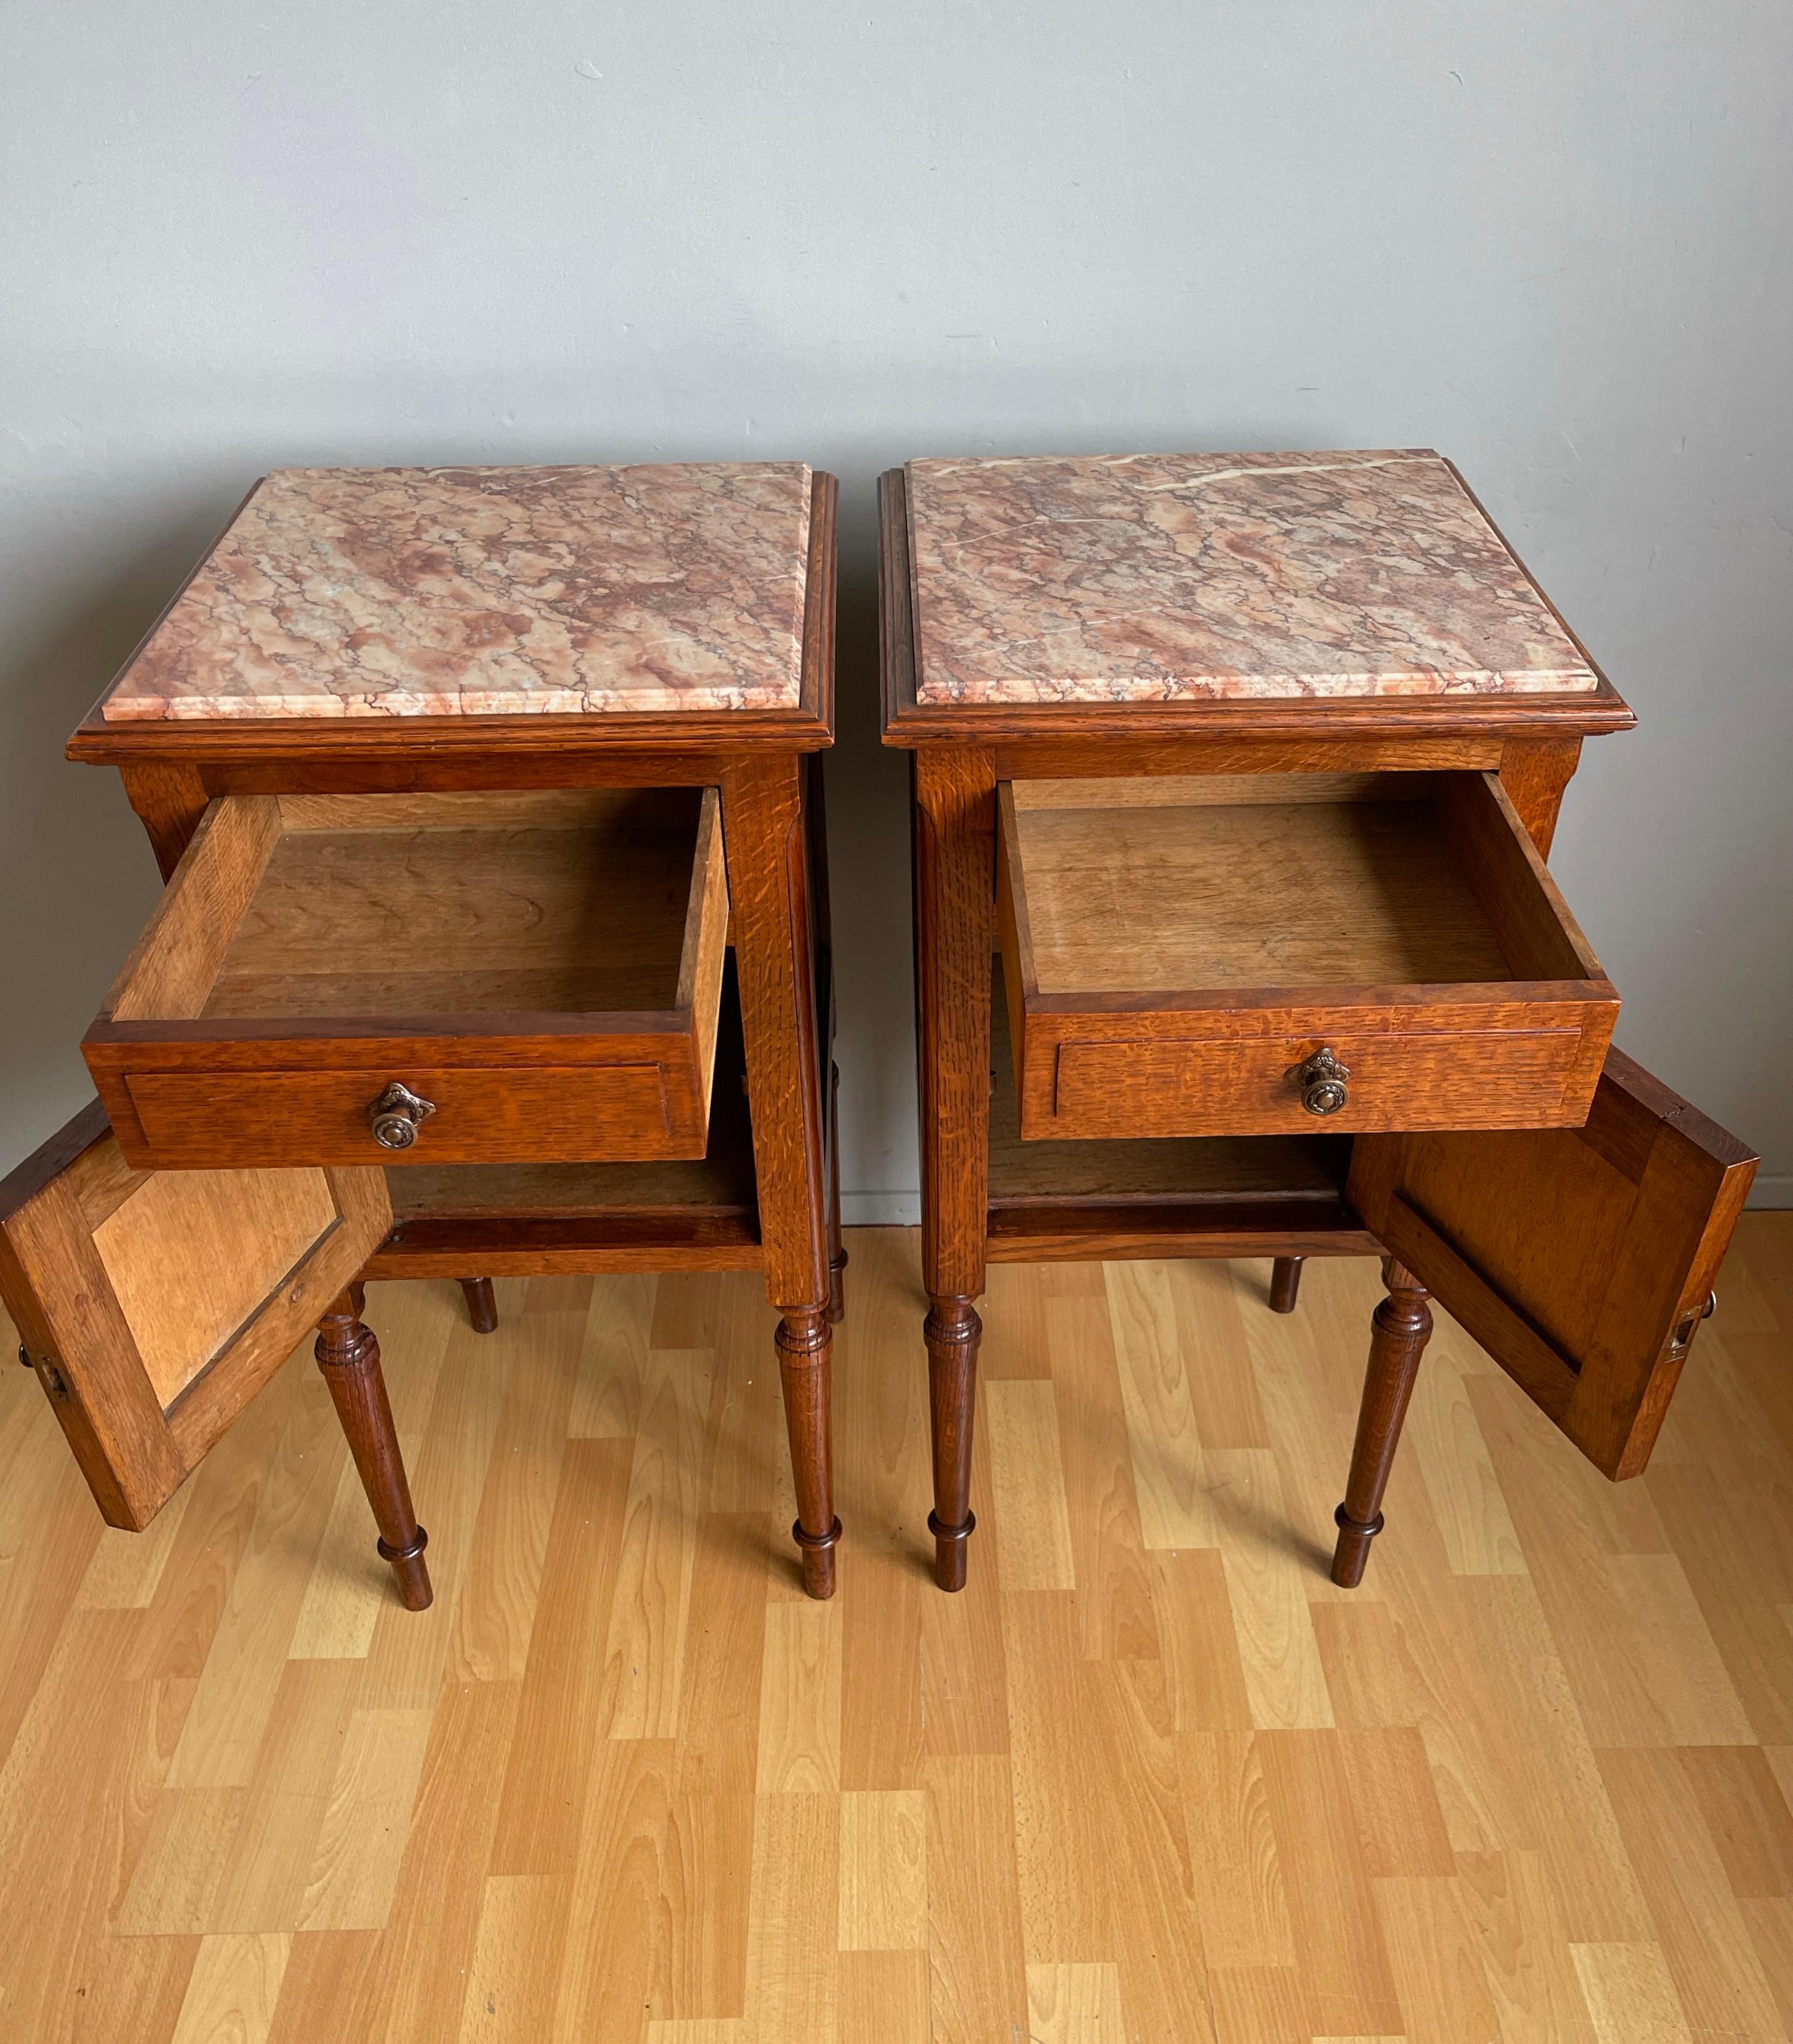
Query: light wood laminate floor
[{"left": 2, "top": 1219, "right": 1791, "bottom": 2043}]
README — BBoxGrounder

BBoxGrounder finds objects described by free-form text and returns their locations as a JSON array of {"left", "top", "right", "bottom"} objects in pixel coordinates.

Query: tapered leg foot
[
  {"left": 375, "top": 1525, "right": 432, "bottom": 1608},
  {"left": 793, "top": 1513, "right": 843, "bottom": 1599},
  {"left": 925, "top": 1296, "right": 982, "bottom": 1592},
  {"left": 459, "top": 1277, "right": 499, "bottom": 1334},
  {"left": 927, "top": 1506, "right": 976, "bottom": 1593},
  {"left": 1330, "top": 1503, "right": 1385, "bottom": 1587},
  {"left": 1269, "top": 1256, "right": 1305, "bottom": 1313},
  {"left": 1329, "top": 1258, "right": 1432, "bottom": 1589},
  {"left": 315, "top": 1291, "right": 432, "bottom": 1611},
  {"left": 777, "top": 1308, "right": 840, "bottom": 1599}
]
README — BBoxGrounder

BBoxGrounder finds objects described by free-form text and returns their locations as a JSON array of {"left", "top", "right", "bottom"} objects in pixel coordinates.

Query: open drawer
[
  {"left": 995, "top": 772, "right": 1619, "bottom": 1142},
  {"left": 83, "top": 788, "right": 730, "bottom": 1171}
]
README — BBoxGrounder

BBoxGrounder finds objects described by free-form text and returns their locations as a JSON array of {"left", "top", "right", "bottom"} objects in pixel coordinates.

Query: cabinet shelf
[
  {"left": 987, "top": 962, "right": 1376, "bottom": 1264},
  {"left": 368, "top": 958, "right": 762, "bottom": 1277}
]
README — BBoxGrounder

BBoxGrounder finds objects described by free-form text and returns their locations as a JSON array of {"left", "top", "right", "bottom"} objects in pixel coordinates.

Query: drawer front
[
  {"left": 1038, "top": 1026, "right": 1601, "bottom": 1141},
  {"left": 112, "top": 1062, "right": 692, "bottom": 1170}
]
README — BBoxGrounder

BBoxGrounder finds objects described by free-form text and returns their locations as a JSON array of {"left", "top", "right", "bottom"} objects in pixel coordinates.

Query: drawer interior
[
  {"left": 115, "top": 789, "right": 719, "bottom": 1023},
  {"left": 1001, "top": 772, "right": 1595, "bottom": 995}
]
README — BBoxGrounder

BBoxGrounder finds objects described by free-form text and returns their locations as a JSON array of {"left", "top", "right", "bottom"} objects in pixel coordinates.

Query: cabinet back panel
[{"left": 203, "top": 787, "right": 702, "bottom": 1019}]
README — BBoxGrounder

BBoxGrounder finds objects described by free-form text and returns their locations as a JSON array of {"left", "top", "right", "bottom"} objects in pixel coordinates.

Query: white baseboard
[
  {"left": 840, "top": 1191, "right": 921, "bottom": 1227},
  {"left": 1747, "top": 1174, "right": 1793, "bottom": 1210}
]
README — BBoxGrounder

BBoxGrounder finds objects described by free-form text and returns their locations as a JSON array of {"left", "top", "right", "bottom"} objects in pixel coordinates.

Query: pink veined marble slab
[
  {"left": 905, "top": 449, "right": 1598, "bottom": 705},
  {"left": 100, "top": 463, "right": 814, "bottom": 721}
]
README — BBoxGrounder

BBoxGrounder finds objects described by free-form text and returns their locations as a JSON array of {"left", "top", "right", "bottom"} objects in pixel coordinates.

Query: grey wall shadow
[{"left": 0, "top": 537, "right": 210, "bottom": 1167}]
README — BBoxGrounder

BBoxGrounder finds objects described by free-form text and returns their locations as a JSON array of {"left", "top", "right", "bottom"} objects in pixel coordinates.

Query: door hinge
[
  {"left": 19, "top": 1343, "right": 69, "bottom": 1399},
  {"left": 1667, "top": 1290, "right": 1718, "bottom": 1364}
]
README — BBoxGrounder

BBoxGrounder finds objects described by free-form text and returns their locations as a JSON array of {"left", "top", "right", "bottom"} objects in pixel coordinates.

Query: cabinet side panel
[{"left": 103, "top": 795, "right": 282, "bottom": 1021}]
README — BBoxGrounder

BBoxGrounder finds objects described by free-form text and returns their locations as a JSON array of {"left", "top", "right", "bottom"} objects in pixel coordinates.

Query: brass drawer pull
[
  {"left": 1288, "top": 1047, "right": 1351, "bottom": 1116},
  {"left": 368, "top": 1082, "right": 437, "bottom": 1150}
]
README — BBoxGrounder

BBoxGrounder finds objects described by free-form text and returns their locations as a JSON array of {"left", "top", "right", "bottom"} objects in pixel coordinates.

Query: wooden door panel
[
  {"left": 0, "top": 1100, "right": 390, "bottom": 1528},
  {"left": 1348, "top": 1047, "right": 1756, "bottom": 1479}
]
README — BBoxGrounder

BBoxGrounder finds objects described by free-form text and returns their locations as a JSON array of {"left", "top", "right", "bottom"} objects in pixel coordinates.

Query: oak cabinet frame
[{"left": 879, "top": 461, "right": 1756, "bottom": 1596}]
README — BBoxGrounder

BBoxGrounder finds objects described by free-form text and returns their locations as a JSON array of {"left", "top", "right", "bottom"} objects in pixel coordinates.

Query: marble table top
[
  {"left": 101, "top": 463, "right": 814, "bottom": 721},
  {"left": 905, "top": 449, "right": 1597, "bottom": 704}
]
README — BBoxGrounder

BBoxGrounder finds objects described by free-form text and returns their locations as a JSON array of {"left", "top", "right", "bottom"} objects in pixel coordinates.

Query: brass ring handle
[
  {"left": 1288, "top": 1047, "right": 1351, "bottom": 1117},
  {"left": 368, "top": 1081, "right": 437, "bottom": 1151}
]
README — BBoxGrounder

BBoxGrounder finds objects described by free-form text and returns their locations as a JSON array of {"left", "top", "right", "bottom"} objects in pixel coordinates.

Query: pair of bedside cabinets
[{"left": 0, "top": 451, "right": 1758, "bottom": 1627}]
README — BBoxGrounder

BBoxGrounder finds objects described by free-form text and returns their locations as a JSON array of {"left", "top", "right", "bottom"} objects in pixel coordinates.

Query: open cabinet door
[
  {"left": 1347, "top": 1048, "right": 1757, "bottom": 1480},
  {"left": 0, "top": 1100, "right": 391, "bottom": 1529}
]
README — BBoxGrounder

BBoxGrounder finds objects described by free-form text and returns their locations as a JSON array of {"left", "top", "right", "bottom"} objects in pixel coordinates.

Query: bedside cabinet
[
  {"left": 880, "top": 448, "right": 1756, "bottom": 1593},
  {"left": 3, "top": 461, "right": 847, "bottom": 1605}
]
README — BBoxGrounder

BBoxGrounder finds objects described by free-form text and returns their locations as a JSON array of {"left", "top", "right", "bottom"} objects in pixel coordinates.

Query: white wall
[{"left": 4, "top": 2, "right": 1789, "bottom": 1205}]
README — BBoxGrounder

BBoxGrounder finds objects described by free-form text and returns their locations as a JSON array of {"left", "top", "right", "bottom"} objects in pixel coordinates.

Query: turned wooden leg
[
  {"left": 459, "top": 1277, "right": 499, "bottom": 1334},
  {"left": 315, "top": 1290, "right": 432, "bottom": 1610},
  {"left": 826, "top": 1060, "right": 847, "bottom": 1325},
  {"left": 1330, "top": 1258, "right": 1433, "bottom": 1588},
  {"left": 777, "top": 1307, "right": 841, "bottom": 1599},
  {"left": 1269, "top": 1256, "right": 1305, "bottom": 1313},
  {"left": 911, "top": 747, "right": 995, "bottom": 1595},
  {"left": 925, "top": 1296, "right": 982, "bottom": 1592},
  {"left": 724, "top": 756, "right": 843, "bottom": 1599}
]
